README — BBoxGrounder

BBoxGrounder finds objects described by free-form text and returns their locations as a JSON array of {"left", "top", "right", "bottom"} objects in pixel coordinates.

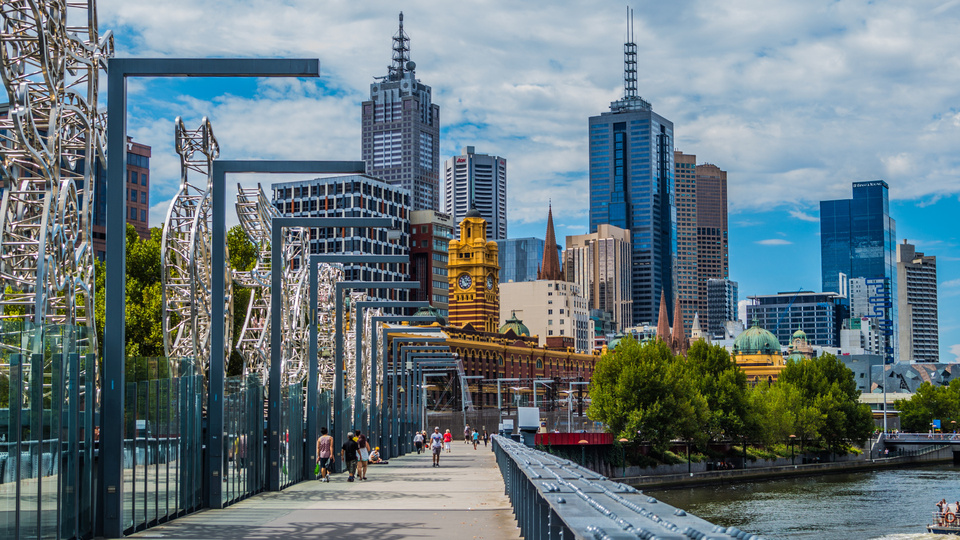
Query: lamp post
[
  {"left": 496, "top": 377, "right": 521, "bottom": 431},
  {"left": 531, "top": 379, "right": 553, "bottom": 409},
  {"left": 789, "top": 434, "right": 796, "bottom": 466},
  {"left": 579, "top": 439, "right": 589, "bottom": 466},
  {"left": 619, "top": 438, "right": 629, "bottom": 478},
  {"left": 567, "top": 381, "right": 590, "bottom": 432}
]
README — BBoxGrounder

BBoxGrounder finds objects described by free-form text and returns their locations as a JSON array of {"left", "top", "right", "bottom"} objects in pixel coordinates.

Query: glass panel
[
  {"left": 0, "top": 322, "right": 28, "bottom": 540},
  {"left": 123, "top": 381, "right": 136, "bottom": 531},
  {"left": 21, "top": 350, "right": 42, "bottom": 540},
  {"left": 40, "top": 326, "right": 63, "bottom": 539},
  {"left": 80, "top": 348, "right": 95, "bottom": 537}
]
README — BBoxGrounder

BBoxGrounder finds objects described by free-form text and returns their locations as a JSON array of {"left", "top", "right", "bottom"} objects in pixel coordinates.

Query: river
[{"left": 646, "top": 464, "right": 960, "bottom": 540}]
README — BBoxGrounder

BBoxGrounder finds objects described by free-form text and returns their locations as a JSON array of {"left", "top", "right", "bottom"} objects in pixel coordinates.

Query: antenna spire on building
[
  {"left": 623, "top": 6, "right": 638, "bottom": 100},
  {"left": 389, "top": 11, "right": 412, "bottom": 81}
]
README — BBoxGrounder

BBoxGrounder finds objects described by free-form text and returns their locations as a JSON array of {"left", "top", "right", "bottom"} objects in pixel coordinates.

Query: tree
[
  {"left": 685, "top": 340, "right": 755, "bottom": 444},
  {"left": 588, "top": 337, "right": 709, "bottom": 452},
  {"left": 227, "top": 225, "right": 257, "bottom": 376},
  {"left": 776, "top": 353, "right": 873, "bottom": 453},
  {"left": 896, "top": 380, "right": 960, "bottom": 433},
  {"left": 95, "top": 225, "right": 164, "bottom": 359}
]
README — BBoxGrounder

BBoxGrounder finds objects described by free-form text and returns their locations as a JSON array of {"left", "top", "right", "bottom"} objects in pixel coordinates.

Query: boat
[{"left": 929, "top": 509, "right": 960, "bottom": 535}]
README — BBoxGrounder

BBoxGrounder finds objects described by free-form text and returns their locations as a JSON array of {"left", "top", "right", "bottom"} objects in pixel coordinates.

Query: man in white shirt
[{"left": 430, "top": 427, "right": 443, "bottom": 467}]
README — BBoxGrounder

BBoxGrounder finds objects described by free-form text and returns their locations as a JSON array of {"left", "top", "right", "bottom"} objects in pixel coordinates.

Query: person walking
[
  {"left": 483, "top": 430, "right": 488, "bottom": 447},
  {"left": 431, "top": 427, "right": 443, "bottom": 467},
  {"left": 464, "top": 425, "right": 471, "bottom": 444},
  {"left": 341, "top": 431, "right": 359, "bottom": 482},
  {"left": 472, "top": 428, "right": 479, "bottom": 449},
  {"left": 316, "top": 427, "right": 334, "bottom": 483},
  {"left": 414, "top": 431, "right": 424, "bottom": 454},
  {"left": 356, "top": 431, "right": 371, "bottom": 481},
  {"left": 443, "top": 429, "right": 453, "bottom": 453}
]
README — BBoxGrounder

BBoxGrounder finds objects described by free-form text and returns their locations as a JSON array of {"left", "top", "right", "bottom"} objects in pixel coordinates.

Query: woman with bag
[{"left": 356, "top": 430, "right": 371, "bottom": 481}]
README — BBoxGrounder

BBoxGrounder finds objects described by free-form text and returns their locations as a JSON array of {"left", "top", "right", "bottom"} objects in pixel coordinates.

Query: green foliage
[
  {"left": 587, "top": 337, "right": 709, "bottom": 452},
  {"left": 591, "top": 339, "right": 871, "bottom": 457},
  {"left": 228, "top": 225, "right": 257, "bottom": 272},
  {"left": 895, "top": 380, "right": 960, "bottom": 432},
  {"left": 95, "top": 225, "right": 164, "bottom": 359}
]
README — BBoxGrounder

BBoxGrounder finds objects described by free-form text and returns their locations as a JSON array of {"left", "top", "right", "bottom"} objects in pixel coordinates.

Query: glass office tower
[
  {"left": 588, "top": 87, "right": 675, "bottom": 325},
  {"left": 820, "top": 180, "right": 897, "bottom": 361}
]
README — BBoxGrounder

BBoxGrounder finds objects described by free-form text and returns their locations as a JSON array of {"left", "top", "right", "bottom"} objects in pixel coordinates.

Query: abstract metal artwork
[
  {"left": 0, "top": 0, "right": 112, "bottom": 347},
  {"left": 161, "top": 117, "right": 232, "bottom": 373}
]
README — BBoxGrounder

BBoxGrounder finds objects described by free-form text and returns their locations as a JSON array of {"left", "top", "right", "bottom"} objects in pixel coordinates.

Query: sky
[{"left": 97, "top": 0, "right": 960, "bottom": 361}]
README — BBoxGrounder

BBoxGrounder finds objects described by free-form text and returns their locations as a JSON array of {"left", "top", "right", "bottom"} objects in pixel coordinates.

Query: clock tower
[{"left": 448, "top": 208, "right": 500, "bottom": 331}]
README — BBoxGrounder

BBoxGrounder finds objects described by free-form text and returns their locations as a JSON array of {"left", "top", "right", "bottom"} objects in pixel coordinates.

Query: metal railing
[{"left": 491, "top": 435, "right": 764, "bottom": 540}]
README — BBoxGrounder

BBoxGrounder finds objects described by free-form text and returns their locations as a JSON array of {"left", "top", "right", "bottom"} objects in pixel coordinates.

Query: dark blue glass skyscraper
[
  {"left": 588, "top": 15, "right": 675, "bottom": 326},
  {"left": 820, "top": 180, "right": 897, "bottom": 361}
]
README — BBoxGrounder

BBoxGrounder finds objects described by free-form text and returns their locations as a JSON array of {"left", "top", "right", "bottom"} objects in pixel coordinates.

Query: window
[
  {"left": 140, "top": 210, "right": 147, "bottom": 222},
  {"left": 548, "top": 309, "right": 553, "bottom": 315},
  {"left": 129, "top": 189, "right": 137, "bottom": 202},
  {"left": 129, "top": 171, "right": 137, "bottom": 184},
  {"left": 129, "top": 207, "right": 136, "bottom": 219},
  {"left": 140, "top": 192, "right": 147, "bottom": 204}
]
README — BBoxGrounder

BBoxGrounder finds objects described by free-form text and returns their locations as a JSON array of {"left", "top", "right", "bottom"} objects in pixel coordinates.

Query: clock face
[
  {"left": 458, "top": 273, "right": 472, "bottom": 290},
  {"left": 486, "top": 274, "right": 494, "bottom": 290}
]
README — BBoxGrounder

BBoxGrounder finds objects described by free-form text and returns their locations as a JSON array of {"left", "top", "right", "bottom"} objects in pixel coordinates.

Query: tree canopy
[{"left": 895, "top": 380, "right": 960, "bottom": 432}]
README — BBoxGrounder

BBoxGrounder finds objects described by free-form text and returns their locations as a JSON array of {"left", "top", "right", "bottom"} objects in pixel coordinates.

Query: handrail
[{"left": 491, "top": 435, "right": 763, "bottom": 540}]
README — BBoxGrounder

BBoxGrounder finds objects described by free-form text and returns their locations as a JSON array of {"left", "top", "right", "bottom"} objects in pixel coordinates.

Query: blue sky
[{"left": 98, "top": 0, "right": 960, "bottom": 360}]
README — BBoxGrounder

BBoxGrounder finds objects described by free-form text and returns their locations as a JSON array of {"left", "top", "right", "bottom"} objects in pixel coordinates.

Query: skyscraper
[
  {"left": 443, "top": 146, "right": 507, "bottom": 239},
  {"left": 565, "top": 224, "right": 633, "bottom": 331},
  {"left": 361, "top": 13, "right": 440, "bottom": 211},
  {"left": 896, "top": 240, "right": 939, "bottom": 362},
  {"left": 588, "top": 11, "right": 675, "bottom": 326},
  {"left": 706, "top": 278, "right": 738, "bottom": 338},
  {"left": 673, "top": 152, "right": 729, "bottom": 333},
  {"left": 820, "top": 181, "right": 897, "bottom": 361},
  {"left": 410, "top": 210, "right": 454, "bottom": 318}
]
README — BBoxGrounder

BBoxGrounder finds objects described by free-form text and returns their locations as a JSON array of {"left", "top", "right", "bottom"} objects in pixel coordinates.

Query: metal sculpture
[
  {"left": 0, "top": 0, "right": 112, "bottom": 346},
  {"left": 161, "top": 117, "right": 232, "bottom": 373},
  {"left": 233, "top": 183, "right": 320, "bottom": 385}
]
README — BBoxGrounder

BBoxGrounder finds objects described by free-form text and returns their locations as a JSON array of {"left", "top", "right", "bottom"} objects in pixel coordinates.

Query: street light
[
  {"left": 789, "top": 434, "right": 796, "bottom": 466},
  {"left": 619, "top": 438, "right": 629, "bottom": 478}
]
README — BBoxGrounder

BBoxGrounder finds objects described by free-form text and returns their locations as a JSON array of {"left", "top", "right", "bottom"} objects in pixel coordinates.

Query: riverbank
[{"left": 624, "top": 445, "right": 955, "bottom": 490}]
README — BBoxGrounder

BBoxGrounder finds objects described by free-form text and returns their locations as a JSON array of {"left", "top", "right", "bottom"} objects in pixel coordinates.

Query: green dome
[
  {"left": 499, "top": 312, "right": 529, "bottom": 336},
  {"left": 411, "top": 305, "right": 446, "bottom": 326},
  {"left": 792, "top": 328, "right": 807, "bottom": 341},
  {"left": 733, "top": 323, "right": 782, "bottom": 355}
]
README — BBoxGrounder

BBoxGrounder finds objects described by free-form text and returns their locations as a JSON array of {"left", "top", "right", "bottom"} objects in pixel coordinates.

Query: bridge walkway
[{"left": 130, "top": 442, "right": 521, "bottom": 540}]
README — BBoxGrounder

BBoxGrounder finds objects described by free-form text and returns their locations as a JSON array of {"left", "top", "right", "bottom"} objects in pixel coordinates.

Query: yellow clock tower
[{"left": 448, "top": 209, "right": 500, "bottom": 332}]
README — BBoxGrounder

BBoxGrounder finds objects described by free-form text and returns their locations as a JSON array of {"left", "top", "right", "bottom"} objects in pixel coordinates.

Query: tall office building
[
  {"left": 361, "top": 13, "right": 440, "bottom": 211},
  {"left": 820, "top": 181, "right": 897, "bottom": 361},
  {"left": 410, "top": 210, "right": 454, "bottom": 318},
  {"left": 565, "top": 224, "right": 633, "bottom": 331},
  {"left": 588, "top": 13, "right": 675, "bottom": 326},
  {"left": 706, "top": 278, "right": 738, "bottom": 339},
  {"left": 271, "top": 174, "right": 411, "bottom": 300},
  {"left": 496, "top": 238, "right": 546, "bottom": 283},
  {"left": 673, "top": 151, "right": 729, "bottom": 333},
  {"left": 896, "top": 240, "right": 939, "bottom": 362},
  {"left": 443, "top": 146, "right": 507, "bottom": 239}
]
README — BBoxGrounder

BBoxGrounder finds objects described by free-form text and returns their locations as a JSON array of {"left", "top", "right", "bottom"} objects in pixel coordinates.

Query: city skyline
[{"left": 100, "top": 1, "right": 960, "bottom": 359}]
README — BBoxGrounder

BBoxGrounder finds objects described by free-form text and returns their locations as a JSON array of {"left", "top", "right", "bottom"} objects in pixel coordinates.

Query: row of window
[
  {"left": 129, "top": 171, "right": 147, "bottom": 186},
  {"left": 129, "top": 207, "right": 147, "bottom": 222},
  {"left": 129, "top": 189, "right": 147, "bottom": 204}
]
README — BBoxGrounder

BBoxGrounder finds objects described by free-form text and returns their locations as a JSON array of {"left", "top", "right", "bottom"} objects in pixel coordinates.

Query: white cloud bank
[{"left": 97, "top": 0, "right": 960, "bottom": 231}]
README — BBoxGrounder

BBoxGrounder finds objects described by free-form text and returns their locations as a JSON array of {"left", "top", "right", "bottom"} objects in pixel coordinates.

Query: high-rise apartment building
[
  {"left": 896, "top": 240, "right": 939, "bottom": 362},
  {"left": 496, "top": 238, "right": 546, "bottom": 284},
  {"left": 271, "top": 174, "right": 411, "bottom": 300},
  {"left": 361, "top": 13, "right": 440, "bottom": 211},
  {"left": 443, "top": 146, "right": 507, "bottom": 239},
  {"left": 706, "top": 278, "right": 738, "bottom": 338},
  {"left": 673, "top": 151, "right": 729, "bottom": 334},
  {"left": 820, "top": 181, "right": 897, "bottom": 361},
  {"left": 410, "top": 210, "right": 454, "bottom": 318},
  {"left": 588, "top": 17, "right": 675, "bottom": 326},
  {"left": 565, "top": 224, "right": 633, "bottom": 331}
]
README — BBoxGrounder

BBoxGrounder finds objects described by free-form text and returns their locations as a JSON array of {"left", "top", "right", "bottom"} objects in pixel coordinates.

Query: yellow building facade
[{"left": 448, "top": 209, "right": 500, "bottom": 332}]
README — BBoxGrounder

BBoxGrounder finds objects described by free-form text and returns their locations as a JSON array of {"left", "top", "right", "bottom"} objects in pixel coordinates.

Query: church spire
[
  {"left": 672, "top": 294, "right": 688, "bottom": 355},
  {"left": 656, "top": 289, "right": 671, "bottom": 342},
  {"left": 537, "top": 203, "right": 563, "bottom": 280}
]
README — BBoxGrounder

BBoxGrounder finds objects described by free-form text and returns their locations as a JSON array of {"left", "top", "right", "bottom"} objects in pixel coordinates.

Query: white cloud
[
  {"left": 942, "top": 278, "right": 960, "bottom": 288},
  {"left": 950, "top": 343, "right": 960, "bottom": 362},
  {"left": 756, "top": 239, "right": 792, "bottom": 246},
  {"left": 788, "top": 209, "right": 819, "bottom": 222},
  {"left": 95, "top": 0, "right": 960, "bottom": 228}
]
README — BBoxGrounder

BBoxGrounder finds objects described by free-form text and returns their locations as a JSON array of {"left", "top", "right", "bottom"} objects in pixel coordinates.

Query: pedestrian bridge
[{"left": 882, "top": 433, "right": 960, "bottom": 445}]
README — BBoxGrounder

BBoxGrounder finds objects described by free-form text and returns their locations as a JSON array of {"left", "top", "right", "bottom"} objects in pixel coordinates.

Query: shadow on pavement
[{"left": 139, "top": 521, "right": 431, "bottom": 540}]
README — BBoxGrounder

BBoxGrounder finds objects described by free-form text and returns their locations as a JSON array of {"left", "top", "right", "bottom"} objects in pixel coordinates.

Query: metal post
[
  {"left": 396, "top": 341, "right": 445, "bottom": 454},
  {"left": 380, "top": 328, "right": 445, "bottom": 457},
  {"left": 104, "top": 57, "right": 319, "bottom": 535}
]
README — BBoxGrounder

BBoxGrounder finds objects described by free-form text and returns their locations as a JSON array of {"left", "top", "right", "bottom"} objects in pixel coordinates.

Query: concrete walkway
[{"left": 131, "top": 443, "right": 522, "bottom": 540}]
